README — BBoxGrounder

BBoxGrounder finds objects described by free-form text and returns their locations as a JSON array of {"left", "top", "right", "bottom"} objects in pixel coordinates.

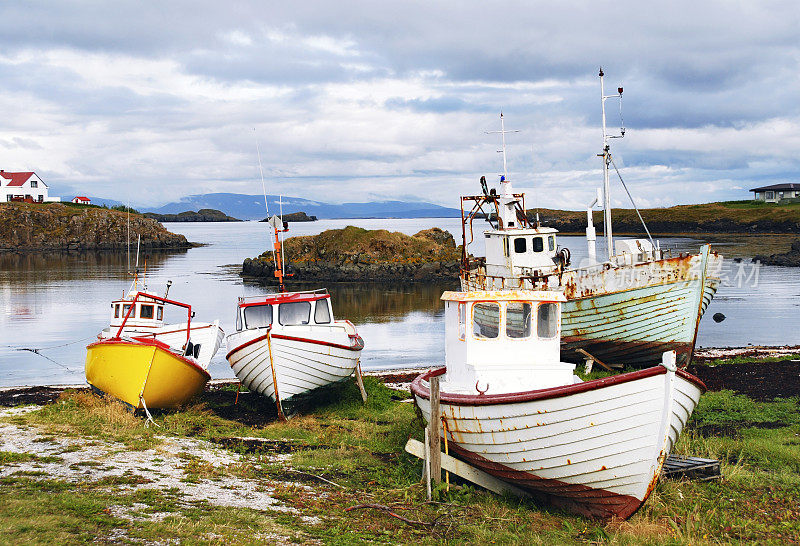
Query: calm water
[{"left": 0, "top": 219, "right": 797, "bottom": 387}]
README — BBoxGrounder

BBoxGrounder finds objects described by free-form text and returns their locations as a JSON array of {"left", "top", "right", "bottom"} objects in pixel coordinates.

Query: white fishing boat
[
  {"left": 460, "top": 70, "right": 722, "bottom": 367},
  {"left": 225, "top": 214, "right": 365, "bottom": 419},
  {"left": 98, "top": 281, "right": 224, "bottom": 369},
  {"left": 411, "top": 289, "right": 705, "bottom": 519}
]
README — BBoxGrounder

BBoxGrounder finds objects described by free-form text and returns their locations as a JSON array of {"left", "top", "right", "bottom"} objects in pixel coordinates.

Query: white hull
[
  {"left": 226, "top": 323, "right": 363, "bottom": 415},
  {"left": 412, "top": 365, "right": 704, "bottom": 519}
]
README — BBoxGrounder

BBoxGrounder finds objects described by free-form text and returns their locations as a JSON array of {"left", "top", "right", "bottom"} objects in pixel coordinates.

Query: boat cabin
[
  {"left": 483, "top": 226, "right": 561, "bottom": 278},
  {"left": 110, "top": 295, "right": 165, "bottom": 330},
  {"left": 234, "top": 290, "right": 334, "bottom": 332},
  {"left": 442, "top": 290, "right": 575, "bottom": 395}
]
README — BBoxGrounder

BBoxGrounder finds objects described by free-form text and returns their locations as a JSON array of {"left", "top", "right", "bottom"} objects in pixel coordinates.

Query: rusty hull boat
[
  {"left": 461, "top": 75, "right": 721, "bottom": 367},
  {"left": 411, "top": 289, "right": 705, "bottom": 519}
]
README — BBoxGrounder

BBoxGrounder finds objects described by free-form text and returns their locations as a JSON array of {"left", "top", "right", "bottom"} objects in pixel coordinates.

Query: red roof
[
  {"left": 0, "top": 171, "right": 34, "bottom": 187},
  {"left": 74, "top": 196, "right": 90, "bottom": 201}
]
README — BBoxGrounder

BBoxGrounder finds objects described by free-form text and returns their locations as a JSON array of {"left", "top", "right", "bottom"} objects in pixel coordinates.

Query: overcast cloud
[{"left": 0, "top": 1, "right": 798, "bottom": 209}]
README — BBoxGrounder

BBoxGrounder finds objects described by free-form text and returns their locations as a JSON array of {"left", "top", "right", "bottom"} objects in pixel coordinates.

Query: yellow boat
[{"left": 85, "top": 292, "right": 212, "bottom": 411}]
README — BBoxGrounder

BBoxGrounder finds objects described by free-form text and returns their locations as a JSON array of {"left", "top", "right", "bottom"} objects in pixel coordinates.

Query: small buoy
[{"left": 712, "top": 312, "right": 726, "bottom": 323}]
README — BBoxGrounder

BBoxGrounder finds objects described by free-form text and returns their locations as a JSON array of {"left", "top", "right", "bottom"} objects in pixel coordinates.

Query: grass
[{"left": 2, "top": 375, "right": 799, "bottom": 543}]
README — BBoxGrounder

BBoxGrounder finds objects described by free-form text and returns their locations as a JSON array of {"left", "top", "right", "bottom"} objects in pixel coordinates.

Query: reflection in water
[
  {"left": 0, "top": 250, "right": 188, "bottom": 286},
  {"left": 253, "top": 281, "right": 458, "bottom": 324}
]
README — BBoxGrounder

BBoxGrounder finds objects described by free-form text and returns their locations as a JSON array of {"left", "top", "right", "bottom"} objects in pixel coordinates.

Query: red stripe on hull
[
  {"left": 446, "top": 442, "right": 644, "bottom": 519},
  {"left": 225, "top": 332, "right": 364, "bottom": 361},
  {"left": 86, "top": 339, "right": 210, "bottom": 379},
  {"left": 411, "top": 366, "right": 706, "bottom": 407}
]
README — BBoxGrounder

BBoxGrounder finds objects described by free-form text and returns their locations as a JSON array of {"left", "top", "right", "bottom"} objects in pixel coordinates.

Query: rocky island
[
  {"left": 0, "top": 202, "right": 192, "bottom": 251},
  {"left": 261, "top": 211, "right": 317, "bottom": 222},
  {"left": 143, "top": 208, "right": 241, "bottom": 222},
  {"left": 242, "top": 226, "right": 460, "bottom": 283}
]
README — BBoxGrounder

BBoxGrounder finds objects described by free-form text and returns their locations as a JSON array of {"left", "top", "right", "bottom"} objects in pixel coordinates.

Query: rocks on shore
[
  {"left": 753, "top": 240, "right": 800, "bottom": 266},
  {"left": 242, "top": 226, "right": 461, "bottom": 283},
  {"left": 143, "top": 208, "right": 241, "bottom": 222},
  {"left": 0, "top": 202, "right": 192, "bottom": 251}
]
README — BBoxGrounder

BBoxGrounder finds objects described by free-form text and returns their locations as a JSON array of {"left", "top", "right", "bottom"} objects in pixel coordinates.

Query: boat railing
[
  {"left": 115, "top": 292, "right": 192, "bottom": 346},
  {"left": 237, "top": 288, "right": 329, "bottom": 304}
]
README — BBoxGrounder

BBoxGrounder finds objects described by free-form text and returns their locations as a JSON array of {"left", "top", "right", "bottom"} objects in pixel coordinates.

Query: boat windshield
[
  {"left": 279, "top": 301, "right": 311, "bottom": 325},
  {"left": 473, "top": 302, "right": 499, "bottom": 339},
  {"left": 244, "top": 304, "right": 273, "bottom": 329},
  {"left": 506, "top": 302, "right": 532, "bottom": 339},
  {"left": 537, "top": 303, "right": 558, "bottom": 338},
  {"left": 314, "top": 300, "right": 331, "bottom": 324}
]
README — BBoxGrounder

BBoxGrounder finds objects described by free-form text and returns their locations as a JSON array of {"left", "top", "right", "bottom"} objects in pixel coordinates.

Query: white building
[
  {"left": 0, "top": 171, "right": 59, "bottom": 203},
  {"left": 750, "top": 183, "right": 800, "bottom": 203}
]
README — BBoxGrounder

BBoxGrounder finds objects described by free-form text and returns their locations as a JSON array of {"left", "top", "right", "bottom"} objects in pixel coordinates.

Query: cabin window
[
  {"left": 244, "top": 304, "right": 273, "bottom": 329},
  {"left": 537, "top": 303, "right": 558, "bottom": 339},
  {"left": 532, "top": 237, "right": 544, "bottom": 253},
  {"left": 457, "top": 302, "right": 466, "bottom": 340},
  {"left": 279, "top": 301, "right": 311, "bottom": 325},
  {"left": 766, "top": 191, "right": 774, "bottom": 199},
  {"left": 548, "top": 236, "right": 555, "bottom": 252},
  {"left": 314, "top": 300, "right": 331, "bottom": 324},
  {"left": 157, "top": 306, "right": 163, "bottom": 321},
  {"left": 513, "top": 237, "right": 527, "bottom": 253},
  {"left": 114, "top": 304, "right": 120, "bottom": 318},
  {"left": 122, "top": 304, "right": 132, "bottom": 317},
  {"left": 506, "top": 302, "right": 532, "bottom": 339},
  {"left": 473, "top": 302, "right": 499, "bottom": 339},
  {"left": 140, "top": 305, "right": 154, "bottom": 319},
  {"left": 503, "top": 237, "right": 509, "bottom": 257},
  {"left": 235, "top": 308, "right": 242, "bottom": 332}
]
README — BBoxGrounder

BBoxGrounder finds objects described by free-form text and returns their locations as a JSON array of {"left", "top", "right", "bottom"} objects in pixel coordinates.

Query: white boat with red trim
[
  {"left": 411, "top": 289, "right": 705, "bottom": 519},
  {"left": 225, "top": 289, "right": 364, "bottom": 418}
]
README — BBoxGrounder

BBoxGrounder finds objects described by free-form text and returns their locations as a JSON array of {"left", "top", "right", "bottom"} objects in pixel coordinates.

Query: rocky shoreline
[
  {"left": 0, "top": 202, "right": 192, "bottom": 251},
  {"left": 753, "top": 240, "right": 800, "bottom": 267},
  {"left": 242, "top": 226, "right": 461, "bottom": 284}
]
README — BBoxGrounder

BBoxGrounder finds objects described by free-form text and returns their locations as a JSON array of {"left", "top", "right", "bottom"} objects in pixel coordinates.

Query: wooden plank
[
  {"left": 428, "top": 376, "right": 441, "bottom": 484},
  {"left": 405, "top": 439, "right": 531, "bottom": 499},
  {"left": 354, "top": 360, "right": 367, "bottom": 403}
]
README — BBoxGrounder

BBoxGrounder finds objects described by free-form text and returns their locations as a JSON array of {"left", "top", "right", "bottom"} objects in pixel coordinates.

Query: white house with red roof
[{"left": 0, "top": 170, "right": 59, "bottom": 203}]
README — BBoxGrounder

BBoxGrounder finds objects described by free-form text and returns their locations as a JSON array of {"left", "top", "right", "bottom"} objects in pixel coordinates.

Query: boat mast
[
  {"left": 599, "top": 68, "right": 624, "bottom": 260},
  {"left": 486, "top": 112, "right": 519, "bottom": 198}
]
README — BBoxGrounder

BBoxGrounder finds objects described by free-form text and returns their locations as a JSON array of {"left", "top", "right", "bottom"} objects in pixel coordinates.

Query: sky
[{"left": 0, "top": 1, "right": 798, "bottom": 210}]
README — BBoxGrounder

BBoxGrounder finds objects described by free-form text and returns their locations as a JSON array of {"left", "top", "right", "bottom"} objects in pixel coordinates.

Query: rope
[
  {"left": 12, "top": 348, "right": 77, "bottom": 373},
  {"left": 610, "top": 156, "right": 655, "bottom": 248},
  {"left": 140, "top": 394, "right": 161, "bottom": 428}
]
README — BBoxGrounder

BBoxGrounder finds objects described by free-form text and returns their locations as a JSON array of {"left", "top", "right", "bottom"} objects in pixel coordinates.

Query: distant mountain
[{"left": 145, "top": 193, "right": 461, "bottom": 220}]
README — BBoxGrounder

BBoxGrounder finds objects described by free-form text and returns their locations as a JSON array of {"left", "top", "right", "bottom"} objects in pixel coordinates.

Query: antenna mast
[
  {"left": 599, "top": 67, "right": 625, "bottom": 260},
  {"left": 485, "top": 112, "right": 520, "bottom": 197}
]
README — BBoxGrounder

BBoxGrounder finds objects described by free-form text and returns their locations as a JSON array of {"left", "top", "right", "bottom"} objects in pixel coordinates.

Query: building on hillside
[
  {"left": 72, "top": 196, "right": 91, "bottom": 205},
  {"left": 0, "top": 170, "right": 60, "bottom": 203},
  {"left": 750, "top": 183, "right": 800, "bottom": 203}
]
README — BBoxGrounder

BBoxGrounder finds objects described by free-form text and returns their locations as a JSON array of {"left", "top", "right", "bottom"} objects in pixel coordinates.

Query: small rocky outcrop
[
  {"left": 242, "top": 226, "right": 461, "bottom": 283},
  {"left": 753, "top": 240, "right": 800, "bottom": 266},
  {"left": 261, "top": 212, "right": 317, "bottom": 222},
  {"left": 0, "top": 202, "right": 192, "bottom": 251},
  {"left": 143, "top": 209, "right": 241, "bottom": 222}
]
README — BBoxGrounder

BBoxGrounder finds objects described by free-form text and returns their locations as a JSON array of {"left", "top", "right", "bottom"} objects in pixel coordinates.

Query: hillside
[
  {"left": 242, "top": 226, "right": 461, "bottom": 283},
  {"left": 0, "top": 202, "right": 191, "bottom": 251},
  {"left": 147, "top": 193, "right": 461, "bottom": 220},
  {"left": 530, "top": 201, "right": 800, "bottom": 234}
]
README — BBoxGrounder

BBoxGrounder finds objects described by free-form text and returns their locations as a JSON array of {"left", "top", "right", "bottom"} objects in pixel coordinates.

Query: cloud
[{"left": 0, "top": 1, "right": 797, "bottom": 208}]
